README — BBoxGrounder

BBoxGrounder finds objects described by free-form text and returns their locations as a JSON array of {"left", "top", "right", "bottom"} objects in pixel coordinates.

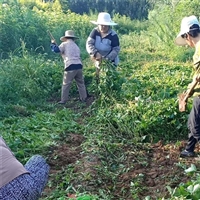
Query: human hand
[
  {"left": 95, "top": 52, "right": 102, "bottom": 62},
  {"left": 195, "top": 74, "right": 200, "bottom": 82},
  {"left": 51, "top": 39, "right": 56, "bottom": 44}
]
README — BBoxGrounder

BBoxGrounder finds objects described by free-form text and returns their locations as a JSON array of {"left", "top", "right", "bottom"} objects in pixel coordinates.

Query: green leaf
[
  {"left": 187, "top": 185, "right": 194, "bottom": 193},
  {"left": 193, "top": 184, "right": 200, "bottom": 193},
  {"left": 185, "top": 164, "right": 197, "bottom": 173},
  {"left": 77, "top": 195, "right": 93, "bottom": 200}
]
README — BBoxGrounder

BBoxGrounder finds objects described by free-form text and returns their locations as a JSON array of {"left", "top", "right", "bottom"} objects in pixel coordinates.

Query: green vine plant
[
  {"left": 94, "top": 59, "right": 126, "bottom": 107},
  {"left": 166, "top": 164, "right": 200, "bottom": 200}
]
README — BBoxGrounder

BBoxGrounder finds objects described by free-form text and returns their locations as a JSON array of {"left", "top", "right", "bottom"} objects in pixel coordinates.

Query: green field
[{"left": 1, "top": 1, "right": 200, "bottom": 199}]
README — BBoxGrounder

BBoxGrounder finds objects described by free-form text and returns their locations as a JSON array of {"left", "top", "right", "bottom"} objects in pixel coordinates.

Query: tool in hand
[{"left": 47, "top": 30, "right": 57, "bottom": 44}]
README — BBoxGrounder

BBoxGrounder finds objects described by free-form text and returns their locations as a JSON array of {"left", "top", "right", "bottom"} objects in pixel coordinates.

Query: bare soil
[{"left": 43, "top": 97, "right": 200, "bottom": 199}]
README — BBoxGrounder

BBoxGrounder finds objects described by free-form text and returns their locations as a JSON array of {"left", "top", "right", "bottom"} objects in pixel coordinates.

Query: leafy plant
[
  {"left": 1, "top": 1, "right": 200, "bottom": 199},
  {"left": 166, "top": 164, "right": 200, "bottom": 200}
]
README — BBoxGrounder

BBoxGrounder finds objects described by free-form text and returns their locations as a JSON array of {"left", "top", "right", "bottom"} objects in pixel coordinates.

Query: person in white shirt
[{"left": 51, "top": 30, "right": 87, "bottom": 104}]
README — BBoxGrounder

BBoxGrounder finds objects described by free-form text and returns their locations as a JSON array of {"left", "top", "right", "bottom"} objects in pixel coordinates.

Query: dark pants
[{"left": 185, "top": 96, "right": 200, "bottom": 152}]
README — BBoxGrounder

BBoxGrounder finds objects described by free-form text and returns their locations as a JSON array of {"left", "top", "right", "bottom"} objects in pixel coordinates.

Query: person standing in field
[
  {"left": 51, "top": 30, "right": 87, "bottom": 104},
  {"left": 86, "top": 12, "right": 120, "bottom": 75},
  {"left": 0, "top": 137, "right": 49, "bottom": 200},
  {"left": 175, "top": 15, "right": 200, "bottom": 158}
]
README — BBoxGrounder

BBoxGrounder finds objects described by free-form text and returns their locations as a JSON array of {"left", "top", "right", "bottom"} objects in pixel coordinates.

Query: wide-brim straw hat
[
  {"left": 90, "top": 12, "right": 117, "bottom": 26},
  {"left": 60, "top": 30, "right": 79, "bottom": 41},
  {"left": 175, "top": 15, "right": 200, "bottom": 46}
]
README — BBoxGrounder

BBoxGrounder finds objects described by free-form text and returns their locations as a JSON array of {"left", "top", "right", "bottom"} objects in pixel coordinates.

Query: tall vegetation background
[
  {"left": 1, "top": 0, "right": 200, "bottom": 199},
  {"left": 61, "top": 0, "right": 152, "bottom": 20}
]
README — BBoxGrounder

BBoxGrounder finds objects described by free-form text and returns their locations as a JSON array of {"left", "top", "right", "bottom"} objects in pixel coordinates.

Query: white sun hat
[
  {"left": 175, "top": 15, "right": 200, "bottom": 46},
  {"left": 90, "top": 12, "right": 117, "bottom": 26}
]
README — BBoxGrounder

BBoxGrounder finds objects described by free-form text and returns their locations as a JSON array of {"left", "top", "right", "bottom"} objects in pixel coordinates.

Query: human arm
[
  {"left": 50, "top": 41, "right": 60, "bottom": 53},
  {"left": 104, "top": 33, "right": 120, "bottom": 62},
  {"left": 184, "top": 76, "right": 200, "bottom": 100},
  {"left": 178, "top": 78, "right": 198, "bottom": 112},
  {"left": 47, "top": 30, "right": 60, "bottom": 53},
  {"left": 86, "top": 29, "right": 99, "bottom": 58}
]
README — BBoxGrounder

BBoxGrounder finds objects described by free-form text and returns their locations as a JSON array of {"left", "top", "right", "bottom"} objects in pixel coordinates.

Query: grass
[{"left": 1, "top": 2, "right": 200, "bottom": 199}]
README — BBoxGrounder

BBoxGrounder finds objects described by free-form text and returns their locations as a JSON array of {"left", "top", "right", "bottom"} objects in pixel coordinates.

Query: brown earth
[{"left": 42, "top": 97, "right": 200, "bottom": 200}]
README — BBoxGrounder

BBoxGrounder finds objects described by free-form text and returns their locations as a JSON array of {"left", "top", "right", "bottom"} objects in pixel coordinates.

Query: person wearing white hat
[
  {"left": 86, "top": 12, "right": 120, "bottom": 72},
  {"left": 175, "top": 15, "right": 200, "bottom": 158},
  {"left": 51, "top": 30, "right": 87, "bottom": 104}
]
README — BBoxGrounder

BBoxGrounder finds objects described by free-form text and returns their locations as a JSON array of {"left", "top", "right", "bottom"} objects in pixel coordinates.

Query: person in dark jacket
[{"left": 86, "top": 12, "right": 120, "bottom": 74}]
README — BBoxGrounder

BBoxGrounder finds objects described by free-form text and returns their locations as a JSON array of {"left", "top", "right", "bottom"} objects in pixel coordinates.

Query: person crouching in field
[
  {"left": 0, "top": 137, "right": 49, "bottom": 200},
  {"left": 86, "top": 12, "right": 120, "bottom": 77},
  {"left": 51, "top": 30, "right": 87, "bottom": 104},
  {"left": 175, "top": 15, "right": 200, "bottom": 158}
]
